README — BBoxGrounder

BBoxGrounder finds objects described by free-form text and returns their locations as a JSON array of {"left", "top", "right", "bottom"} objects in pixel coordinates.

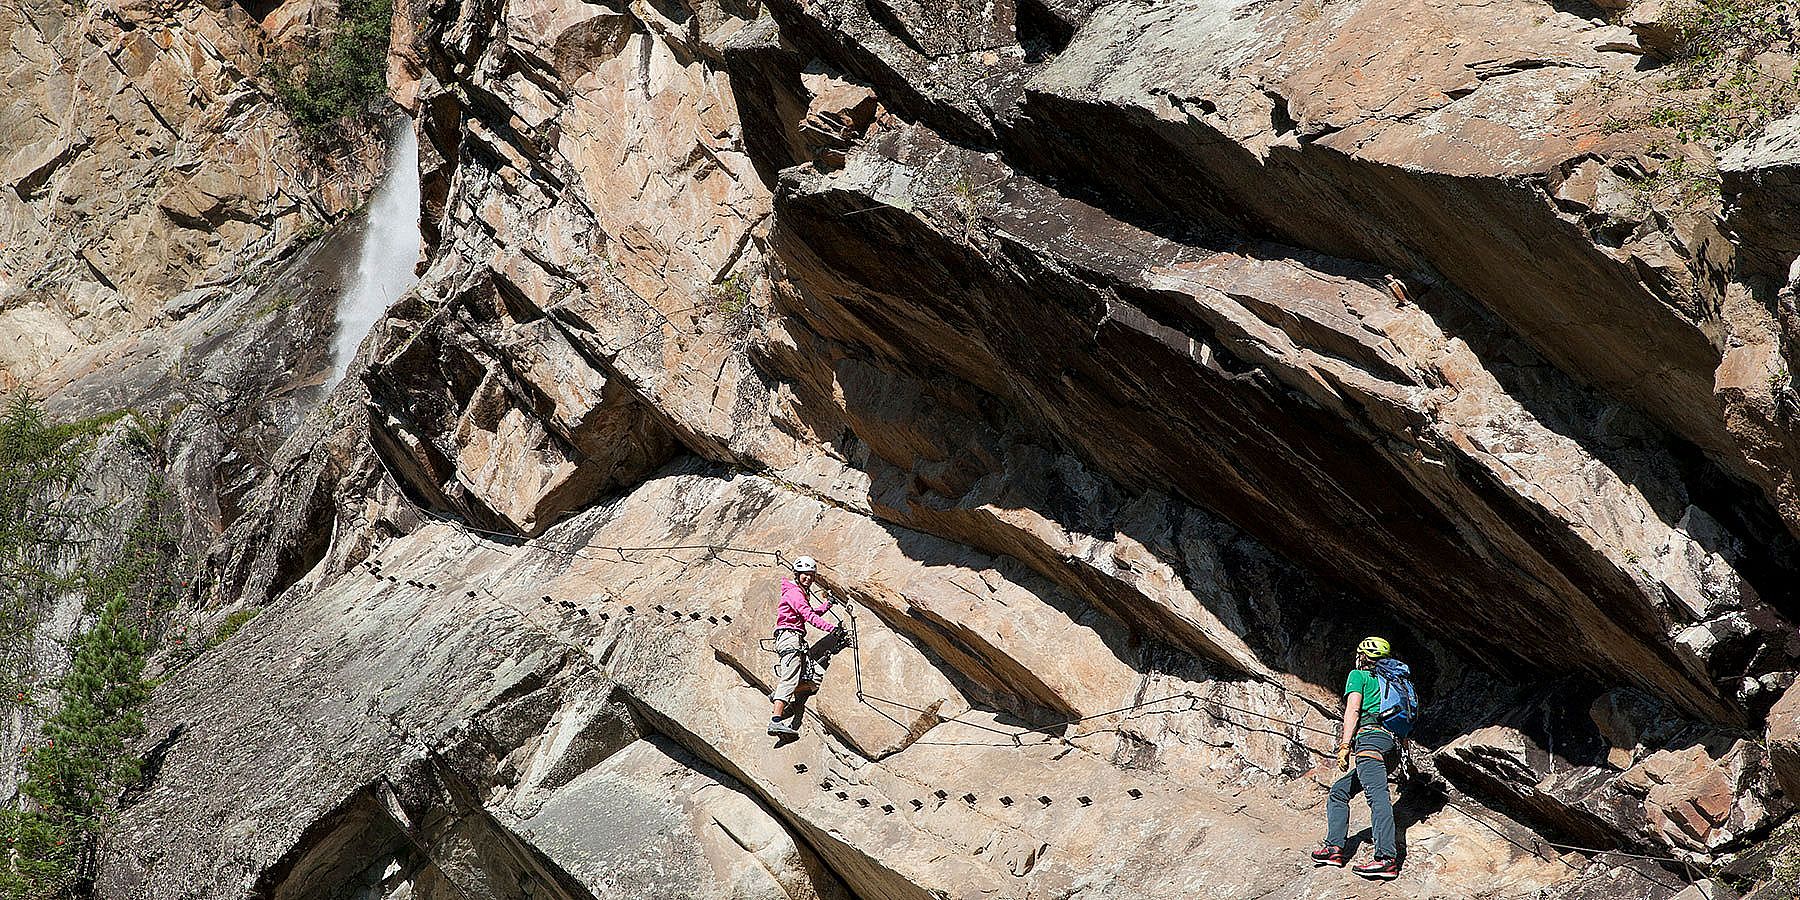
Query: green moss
[
  {"left": 208, "top": 608, "right": 259, "bottom": 647},
  {"left": 255, "top": 293, "right": 298, "bottom": 319}
]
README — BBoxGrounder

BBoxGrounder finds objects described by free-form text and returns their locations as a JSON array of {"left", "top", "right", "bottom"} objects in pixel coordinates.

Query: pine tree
[
  {"left": 27, "top": 591, "right": 150, "bottom": 816},
  {"left": 0, "top": 395, "right": 95, "bottom": 703},
  {"left": 2, "top": 591, "right": 150, "bottom": 899},
  {"left": 0, "top": 396, "right": 164, "bottom": 898}
]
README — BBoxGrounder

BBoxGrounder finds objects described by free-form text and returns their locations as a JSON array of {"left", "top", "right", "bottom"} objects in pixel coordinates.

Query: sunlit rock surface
[{"left": 3, "top": 0, "right": 1798, "bottom": 898}]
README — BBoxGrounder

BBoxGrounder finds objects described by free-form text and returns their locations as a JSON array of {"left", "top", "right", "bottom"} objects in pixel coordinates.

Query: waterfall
[{"left": 331, "top": 120, "right": 422, "bottom": 383}]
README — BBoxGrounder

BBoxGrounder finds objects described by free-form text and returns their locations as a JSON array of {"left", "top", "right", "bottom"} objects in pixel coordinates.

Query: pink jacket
[{"left": 775, "top": 579, "right": 835, "bottom": 633}]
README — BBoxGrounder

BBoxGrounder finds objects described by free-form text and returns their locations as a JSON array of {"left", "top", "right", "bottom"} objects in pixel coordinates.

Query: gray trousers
[
  {"left": 770, "top": 630, "right": 815, "bottom": 703},
  {"left": 1326, "top": 728, "right": 1398, "bottom": 859}
]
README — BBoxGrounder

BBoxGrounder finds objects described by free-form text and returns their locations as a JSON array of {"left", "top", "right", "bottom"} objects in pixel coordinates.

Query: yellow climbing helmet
[{"left": 1358, "top": 636, "right": 1391, "bottom": 659}]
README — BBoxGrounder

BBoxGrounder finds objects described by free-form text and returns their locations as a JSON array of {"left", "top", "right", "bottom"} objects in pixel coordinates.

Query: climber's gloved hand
[
  {"left": 841, "top": 627, "right": 857, "bottom": 649},
  {"left": 1336, "top": 743, "right": 1352, "bottom": 772}
]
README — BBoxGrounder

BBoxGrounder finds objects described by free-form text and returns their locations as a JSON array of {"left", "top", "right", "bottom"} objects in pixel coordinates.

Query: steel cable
[{"left": 376, "top": 485, "right": 1718, "bottom": 888}]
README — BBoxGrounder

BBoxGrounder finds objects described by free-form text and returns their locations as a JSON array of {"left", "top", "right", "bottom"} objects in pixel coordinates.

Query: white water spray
[{"left": 331, "top": 120, "right": 422, "bottom": 383}]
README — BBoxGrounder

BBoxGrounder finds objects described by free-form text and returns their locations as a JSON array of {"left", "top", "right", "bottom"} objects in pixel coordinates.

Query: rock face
[
  {"left": 0, "top": 0, "right": 387, "bottom": 834},
  {"left": 0, "top": 0, "right": 377, "bottom": 386},
  {"left": 6, "top": 0, "right": 1799, "bottom": 898},
  {"left": 1438, "top": 692, "right": 1791, "bottom": 859},
  {"left": 0, "top": 0, "right": 391, "bottom": 576}
]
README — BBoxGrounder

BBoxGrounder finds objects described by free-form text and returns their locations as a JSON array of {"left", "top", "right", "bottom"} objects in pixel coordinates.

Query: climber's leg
[
  {"left": 1324, "top": 767, "right": 1358, "bottom": 850},
  {"left": 1353, "top": 730, "right": 1399, "bottom": 867},
  {"left": 768, "top": 629, "right": 805, "bottom": 735}
]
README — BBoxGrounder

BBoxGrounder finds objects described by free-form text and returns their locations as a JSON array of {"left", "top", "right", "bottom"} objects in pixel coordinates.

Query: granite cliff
[{"left": 5, "top": 0, "right": 1800, "bottom": 898}]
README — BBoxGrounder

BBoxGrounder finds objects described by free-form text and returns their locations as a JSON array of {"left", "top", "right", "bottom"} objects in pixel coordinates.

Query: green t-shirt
[{"left": 1345, "top": 669, "right": 1382, "bottom": 723}]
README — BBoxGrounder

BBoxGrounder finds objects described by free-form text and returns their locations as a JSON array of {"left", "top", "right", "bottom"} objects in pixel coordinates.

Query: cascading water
[{"left": 331, "top": 120, "right": 422, "bottom": 383}]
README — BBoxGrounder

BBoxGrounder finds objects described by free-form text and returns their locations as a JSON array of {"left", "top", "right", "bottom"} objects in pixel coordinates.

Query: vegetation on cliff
[
  {"left": 1652, "top": 0, "right": 1799, "bottom": 146},
  {"left": 0, "top": 399, "right": 115, "bottom": 700},
  {"left": 2, "top": 594, "right": 151, "bottom": 898},
  {"left": 272, "top": 0, "right": 395, "bottom": 130},
  {"left": 0, "top": 398, "right": 172, "bottom": 898}
]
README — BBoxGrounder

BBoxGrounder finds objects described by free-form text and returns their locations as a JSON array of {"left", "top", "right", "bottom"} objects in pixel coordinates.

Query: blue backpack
[{"left": 1372, "top": 658, "right": 1420, "bottom": 738}]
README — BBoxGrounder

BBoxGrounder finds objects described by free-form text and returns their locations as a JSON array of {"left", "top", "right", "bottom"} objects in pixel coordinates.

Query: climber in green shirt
[
  {"left": 1310, "top": 636, "right": 1402, "bottom": 880},
  {"left": 1344, "top": 666, "right": 1383, "bottom": 724}
]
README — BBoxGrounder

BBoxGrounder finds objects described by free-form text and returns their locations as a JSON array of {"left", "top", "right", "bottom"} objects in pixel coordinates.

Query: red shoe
[
  {"left": 1352, "top": 857, "right": 1400, "bottom": 880},
  {"left": 1309, "top": 844, "right": 1346, "bottom": 867}
]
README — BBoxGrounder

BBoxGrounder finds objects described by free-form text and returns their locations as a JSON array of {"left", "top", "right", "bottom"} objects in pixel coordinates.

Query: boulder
[
  {"left": 1625, "top": 0, "right": 1684, "bottom": 60},
  {"left": 1439, "top": 719, "right": 1791, "bottom": 857},
  {"left": 1721, "top": 114, "right": 1800, "bottom": 287},
  {"left": 1764, "top": 682, "right": 1800, "bottom": 802}
]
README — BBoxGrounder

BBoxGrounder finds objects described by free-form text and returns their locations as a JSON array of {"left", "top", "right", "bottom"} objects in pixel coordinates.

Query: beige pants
[{"left": 770, "top": 629, "right": 817, "bottom": 703}]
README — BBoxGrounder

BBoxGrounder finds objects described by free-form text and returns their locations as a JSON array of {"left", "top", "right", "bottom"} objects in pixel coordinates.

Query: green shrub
[
  {"left": 1653, "top": 0, "right": 1798, "bottom": 147},
  {"left": 705, "top": 272, "right": 764, "bottom": 342},
  {"left": 273, "top": 0, "right": 395, "bottom": 130}
]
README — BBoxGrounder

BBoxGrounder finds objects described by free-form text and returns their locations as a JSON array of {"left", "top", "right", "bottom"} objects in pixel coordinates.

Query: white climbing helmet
[{"left": 792, "top": 555, "right": 817, "bottom": 574}]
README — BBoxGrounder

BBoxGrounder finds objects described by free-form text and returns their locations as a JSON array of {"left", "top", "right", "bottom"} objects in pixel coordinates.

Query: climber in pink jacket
[{"left": 768, "top": 555, "right": 846, "bottom": 736}]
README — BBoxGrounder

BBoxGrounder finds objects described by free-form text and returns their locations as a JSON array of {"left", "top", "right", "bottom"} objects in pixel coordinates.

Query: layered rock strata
[{"left": 14, "top": 0, "right": 1800, "bottom": 898}]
